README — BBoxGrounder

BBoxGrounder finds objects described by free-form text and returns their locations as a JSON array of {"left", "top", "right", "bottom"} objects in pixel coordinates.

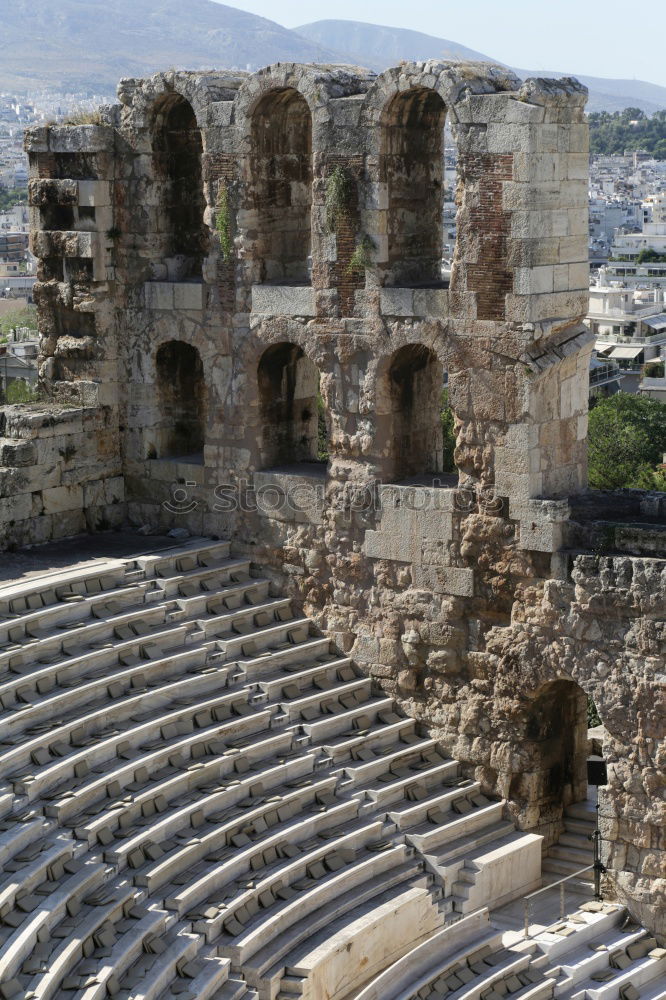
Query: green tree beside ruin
[{"left": 588, "top": 393, "right": 666, "bottom": 489}]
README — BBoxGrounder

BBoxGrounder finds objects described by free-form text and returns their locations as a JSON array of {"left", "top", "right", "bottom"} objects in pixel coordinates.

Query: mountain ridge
[
  {"left": 293, "top": 19, "right": 496, "bottom": 67},
  {"left": 1, "top": 1, "right": 664, "bottom": 115},
  {"left": 0, "top": 0, "right": 344, "bottom": 94},
  {"left": 296, "top": 19, "right": 666, "bottom": 114}
]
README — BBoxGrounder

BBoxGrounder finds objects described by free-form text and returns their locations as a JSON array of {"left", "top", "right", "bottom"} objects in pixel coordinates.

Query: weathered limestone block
[
  {"left": 28, "top": 178, "right": 79, "bottom": 206},
  {"left": 41, "top": 483, "right": 84, "bottom": 515},
  {"left": 0, "top": 438, "right": 37, "bottom": 467},
  {"left": 413, "top": 565, "right": 475, "bottom": 597},
  {"left": 77, "top": 180, "right": 112, "bottom": 207},
  {"left": 46, "top": 124, "right": 115, "bottom": 153},
  {"left": 31, "top": 230, "right": 97, "bottom": 259},
  {"left": 251, "top": 285, "right": 316, "bottom": 317}
]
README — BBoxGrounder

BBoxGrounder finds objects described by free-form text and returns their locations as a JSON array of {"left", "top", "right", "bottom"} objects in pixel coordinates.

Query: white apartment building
[
  {"left": 589, "top": 197, "right": 642, "bottom": 243},
  {"left": 598, "top": 192, "right": 666, "bottom": 290},
  {"left": 587, "top": 282, "right": 666, "bottom": 397}
]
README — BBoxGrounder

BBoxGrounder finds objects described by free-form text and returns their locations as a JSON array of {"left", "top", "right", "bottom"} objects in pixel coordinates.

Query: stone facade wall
[
  {"left": 0, "top": 59, "right": 663, "bottom": 936},
  {"left": 0, "top": 404, "right": 124, "bottom": 549}
]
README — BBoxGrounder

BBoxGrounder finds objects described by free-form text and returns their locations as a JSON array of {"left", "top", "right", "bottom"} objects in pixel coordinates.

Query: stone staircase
[
  {"left": 0, "top": 537, "right": 660, "bottom": 1000},
  {"left": 543, "top": 801, "right": 596, "bottom": 895},
  {"left": 521, "top": 902, "right": 666, "bottom": 1000},
  {"left": 354, "top": 901, "right": 666, "bottom": 1000}
]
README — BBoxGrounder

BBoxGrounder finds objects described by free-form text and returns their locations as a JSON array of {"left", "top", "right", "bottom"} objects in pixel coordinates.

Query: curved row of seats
[{"left": 2, "top": 538, "right": 656, "bottom": 1000}]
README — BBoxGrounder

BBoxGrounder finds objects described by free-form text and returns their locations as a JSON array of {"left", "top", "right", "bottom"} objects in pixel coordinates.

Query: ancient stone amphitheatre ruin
[{"left": 0, "top": 58, "right": 663, "bottom": 1000}]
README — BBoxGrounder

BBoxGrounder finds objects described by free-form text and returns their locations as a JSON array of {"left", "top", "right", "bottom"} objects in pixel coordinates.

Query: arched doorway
[
  {"left": 507, "top": 679, "right": 591, "bottom": 849},
  {"left": 523, "top": 680, "right": 589, "bottom": 811}
]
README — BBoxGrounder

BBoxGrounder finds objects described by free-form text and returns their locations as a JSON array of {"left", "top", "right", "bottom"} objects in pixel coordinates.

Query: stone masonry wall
[
  {"left": 0, "top": 59, "right": 663, "bottom": 937},
  {"left": 0, "top": 404, "right": 124, "bottom": 550}
]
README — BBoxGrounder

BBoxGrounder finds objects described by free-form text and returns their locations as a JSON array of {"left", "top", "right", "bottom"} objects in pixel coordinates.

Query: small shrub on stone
[
  {"left": 325, "top": 166, "right": 354, "bottom": 234},
  {"left": 347, "top": 234, "right": 376, "bottom": 275},
  {"left": 216, "top": 182, "right": 233, "bottom": 260}
]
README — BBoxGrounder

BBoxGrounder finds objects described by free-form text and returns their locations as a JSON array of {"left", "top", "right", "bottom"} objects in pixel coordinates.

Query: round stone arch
[
  {"left": 234, "top": 66, "right": 374, "bottom": 286},
  {"left": 256, "top": 344, "right": 322, "bottom": 469},
  {"left": 242, "top": 331, "right": 374, "bottom": 469},
  {"left": 149, "top": 90, "right": 208, "bottom": 277},
  {"left": 118, "top": 72, "right": 246, "bottom": 287},
  {"left": 475, "top": 625, "right": 621, "bottom": 844},
  {"left": 360, "top": 62, "right": 521, "bottom": 288},
  {"left": 360, "top": 60, "right": 521, "bottom": 154},
  {"left": 152, "top": 339, "right": 207, "bottom": 460},
  {"left": 118, "top": 70, "right": 224, "bottom": 133},
  {"left": 234, "top": 63, "right": 374, "bottom": 142},
  {"left": 241, "top": 84, "right": 314, "bottom": 285},
  {"left": 234, "top": 63, "right": 370, "bottom": 285}
]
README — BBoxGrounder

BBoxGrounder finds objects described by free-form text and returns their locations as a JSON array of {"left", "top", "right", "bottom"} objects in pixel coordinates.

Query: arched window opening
[
  {"left": 382, "top": 88, "right": 447, "bottom": 288},
  {"left": 258, "top": 343, "right": 325, "bottom": 468},
  {"left": 153, "top": 95, "right": 206, "bottom": 280},
  {"left": 155, "top": 341, "right": 206, "bottom": 459},
  {"left": 380, "top": 344, "right": 451, "bottom": 483},
  {"left": 250, "top": 89, "right": 312, "bottom": 285}
]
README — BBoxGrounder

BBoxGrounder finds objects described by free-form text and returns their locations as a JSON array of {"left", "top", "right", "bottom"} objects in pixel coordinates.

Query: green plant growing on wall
[
  {"left": 216, "top": 182, "right": 233, "bottom": 260},
  {"left": 347, "top": 235, "right": 376, "bottom": 275},
  {"left": 317, "top": 391, "right": 329, "bottom": 462},
  {"left": 440, "top": 387, "right": 456, "bottom": 474},
  {"left": 325, "top": 166, "right": 354, "bottom": 234},
  {"left": 587, "top": 697, "right": 602, "bottom": 728}
]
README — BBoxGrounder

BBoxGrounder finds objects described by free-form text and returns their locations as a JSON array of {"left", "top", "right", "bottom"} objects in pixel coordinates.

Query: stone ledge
[
  {"left": 251, "top": 284, "right": 316, "bottom": 317},
  {"left": 143, "top": 282, "right": 205, "bottom": 311},
  {"left": 146, "top": 457, "right": 205, "bottom": 486},
  {"left": 379, "top": 287, "right": 449, "bottom": 319},
  {"left": 31, "top": 230, "right": 99, "bottom": 259},
  {"left": 37, "top": 124, "right": 114, "bottom": 153},
  {"left": 253, "top": 466, "right": 326, "bottom": 525}
]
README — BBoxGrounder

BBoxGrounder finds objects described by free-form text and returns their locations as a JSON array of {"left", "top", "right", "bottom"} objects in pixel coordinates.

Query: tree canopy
[
  {"left": 588, "top": 393, "right": 666, "bottom": 490},
  {"left": 588, "top": 108, "right": 666, "bottom": 159},
  {"left": 0, "top": 187, "right": 27, "bottom": 213}
]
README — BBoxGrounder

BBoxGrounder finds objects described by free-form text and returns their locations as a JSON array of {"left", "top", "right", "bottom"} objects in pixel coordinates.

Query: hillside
[
  {"left": 0, "top": 0, "right": 343, "bottom": 94},
  {"left": 588, "top": 108, "right": 666, "bottom": 158},
  {"left": 297, "top": 19, "right": 666, "bottom": 114},
  {"left": 293, "top": 19, "right": 495, "bottom": 67}
]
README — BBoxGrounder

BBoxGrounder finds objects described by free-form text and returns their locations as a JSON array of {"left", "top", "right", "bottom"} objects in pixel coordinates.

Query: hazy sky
[{"left": 213, "top": 0, "right": 666, "bottom": 87}]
